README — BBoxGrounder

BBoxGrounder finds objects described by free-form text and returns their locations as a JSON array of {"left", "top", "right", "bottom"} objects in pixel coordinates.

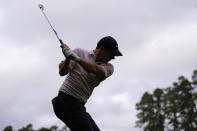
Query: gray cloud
[{"left": 0, "top": 0, "right": 197, "bottom": 131}]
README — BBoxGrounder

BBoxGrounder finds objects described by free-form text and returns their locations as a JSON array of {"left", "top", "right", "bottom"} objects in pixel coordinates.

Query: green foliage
[
  {"left": 3, "top": 124, "right": 70, "bottom": 131},
  {"left": 136, "top": 69, "right": 197, "bottom": 131},
  {"left": 18, "top": 124, "right": 33, "bottom": 131},
  {"left": 49, "top": 126, "right": 58, "bottom": 131},
  {"left": 136, "top": 89, "right": 165, "bottom": 131},
  {"left": 3, "top": 126, "right": 13, "bottom": 131}
]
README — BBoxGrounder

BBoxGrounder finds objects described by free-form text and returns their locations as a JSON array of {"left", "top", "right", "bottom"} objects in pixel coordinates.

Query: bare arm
[
  {"left": 59, "top": 58, "right": 71, "bottom": 76},
  {"left": 60, "top": 43, "right": 105, "bottom": 80},
  {"left": 78, "top": 59, "right": 105, "bottom": 80}
]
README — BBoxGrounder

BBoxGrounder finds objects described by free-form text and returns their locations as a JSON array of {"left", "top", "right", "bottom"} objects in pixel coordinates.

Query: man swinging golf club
[{"left": 52, "top": 36, "right": 123, "bottom": 131}]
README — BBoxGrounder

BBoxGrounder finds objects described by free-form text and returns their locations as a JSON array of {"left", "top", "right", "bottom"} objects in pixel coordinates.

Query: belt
[{"left": 52, "top": 91, "right": 85, "bottom": 105}]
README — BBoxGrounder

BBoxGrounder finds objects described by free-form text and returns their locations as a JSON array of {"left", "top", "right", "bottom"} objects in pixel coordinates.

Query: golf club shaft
[{"left": 38, "top": 4, "right": 63, "bottom": 44}]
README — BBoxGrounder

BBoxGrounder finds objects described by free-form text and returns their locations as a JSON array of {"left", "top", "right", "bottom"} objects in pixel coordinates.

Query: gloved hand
[
  {"left": 68, "top": 51, "right": 81, "bottom": 62},
  {"left": 62, "top": 48, "right": 72, "bottom": 57},
  {"left": 61, "top": 44, "right": 81, "bottom": 62}
]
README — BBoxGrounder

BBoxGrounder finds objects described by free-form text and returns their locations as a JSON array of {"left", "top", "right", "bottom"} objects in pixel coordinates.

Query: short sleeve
[
  {"left": 72, "top": 48, "right": 84, "bottom": 57},
  {"left": 100, "top": 63, "right": 114, "bottom": 79}
]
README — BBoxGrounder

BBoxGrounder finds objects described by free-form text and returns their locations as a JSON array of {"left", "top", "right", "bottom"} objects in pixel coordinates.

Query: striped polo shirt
[{"left": 59, "top": 48, "right": 114, "bottom": 103}]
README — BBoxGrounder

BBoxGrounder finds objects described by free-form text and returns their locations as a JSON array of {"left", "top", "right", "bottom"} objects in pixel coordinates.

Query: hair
[{"left": 96, "top": 45, "right": 101, "bottom": 49}]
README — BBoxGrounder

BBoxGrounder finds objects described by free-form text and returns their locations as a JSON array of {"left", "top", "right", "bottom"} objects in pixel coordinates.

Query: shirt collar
[
  {"left": 89, "top": 50, "right": 95, "bottom": 56},
  {"left": 89, "top": 50, "right": 107, "bottom": 64}
]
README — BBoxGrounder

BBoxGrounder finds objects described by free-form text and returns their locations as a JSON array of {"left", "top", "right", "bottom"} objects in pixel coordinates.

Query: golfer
[{"left": 52, "top": 36, "right": 122, "bottom": 131}]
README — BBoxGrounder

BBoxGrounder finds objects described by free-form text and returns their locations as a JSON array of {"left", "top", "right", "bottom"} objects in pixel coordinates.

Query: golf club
[{"left": 38, "top": 4, "right": 63, "bottom": 44}]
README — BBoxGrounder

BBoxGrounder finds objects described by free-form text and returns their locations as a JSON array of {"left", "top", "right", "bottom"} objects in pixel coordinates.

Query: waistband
[{"left": 58, "top": 91, "right": 85, "bottom": 105}]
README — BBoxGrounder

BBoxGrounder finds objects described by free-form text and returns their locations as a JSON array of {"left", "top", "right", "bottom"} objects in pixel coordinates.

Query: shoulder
[
  {"left": 72, "top": 48, "right": 90, "bottom": 57},
  {"left": 99, "top": 62, "right": 114, "bottom": 67},
  {"left": 99, "top": 62, "right": 114, "bottom": 78},
  {"left": 101, "top": 62, "right": 114, "bottom": 69}
]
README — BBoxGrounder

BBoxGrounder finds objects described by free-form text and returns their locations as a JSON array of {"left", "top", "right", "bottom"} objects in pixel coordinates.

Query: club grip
[{"left": 59, "top": 39, "right": 64, "bottom": 45}]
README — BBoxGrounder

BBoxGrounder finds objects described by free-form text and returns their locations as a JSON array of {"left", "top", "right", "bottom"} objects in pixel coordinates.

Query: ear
[
  {"left": 96, "top": 46, "right": 105, "bottom": 53},
  {"left": 100, "top": 46, "right": 105, "bottom": 50}
]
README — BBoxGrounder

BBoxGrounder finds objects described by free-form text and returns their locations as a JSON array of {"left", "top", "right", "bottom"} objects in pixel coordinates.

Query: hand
[
  {"left": 69, "top": 52, "right": 81, "bottom": 62},
  {"left": 61, "top": 44, "right": 71, "bottom": 58},
  {"left": 62, "top": 48, "right": 72, "bottom": 57},
  {"left": 59, "top": 60, "right": 64, "bottom": 68},
  {"left": 60, "top": 44, "right": 81, "bottom": 62},
  {"left": 60, "top": 44, "right": 70, "bottom": 50}
]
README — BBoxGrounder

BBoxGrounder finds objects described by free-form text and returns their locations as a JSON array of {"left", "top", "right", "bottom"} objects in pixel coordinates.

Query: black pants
[{"left": 52, "top": 92, "right": 100, "bottom": 131}]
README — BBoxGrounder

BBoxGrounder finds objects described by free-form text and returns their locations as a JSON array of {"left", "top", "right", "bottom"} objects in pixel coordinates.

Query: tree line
[
  {"left": 3, "top": 70, "right": 197, "bottom": 131},
  {"left": 136, "top": 69, "right": 197, "bottom": 131},
  {"left": 3, "top": 124, "right": 70, "bottom": 131}
]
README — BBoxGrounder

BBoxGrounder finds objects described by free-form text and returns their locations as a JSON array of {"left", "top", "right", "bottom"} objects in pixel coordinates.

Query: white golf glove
[
  {"left": 62, "top": 48, "right": 81, "bottom": 62},
  {"left": 62, "top": 48, "right": 72, "bottom": 57}
]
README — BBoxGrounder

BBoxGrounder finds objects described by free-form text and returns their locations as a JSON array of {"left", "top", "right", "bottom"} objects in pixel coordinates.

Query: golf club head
[{"left": 38, "top": 4, "right": 44, "bottom": 10}]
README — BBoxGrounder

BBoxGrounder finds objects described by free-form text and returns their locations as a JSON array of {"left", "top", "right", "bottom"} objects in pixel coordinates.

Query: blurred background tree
[
  {"left": 136, "top": 69, "right": 197, "bottom": 131},
  {"left": 3, "top": 124, "right": 70, "bottom": 131},
  {"left": 3, "top": 69, "right": 197, "bottom": 131}
]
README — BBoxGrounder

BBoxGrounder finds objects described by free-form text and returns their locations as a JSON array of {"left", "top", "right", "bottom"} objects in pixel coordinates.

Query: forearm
[
  {"left": 60, "top": 45, "right": 105, "bottom": 79},
  {"left": 59, "top": 59, "right": 70, "bottom": 76},
  {"left": 78, "top": 59, "right": 105, "bottom": 80}
]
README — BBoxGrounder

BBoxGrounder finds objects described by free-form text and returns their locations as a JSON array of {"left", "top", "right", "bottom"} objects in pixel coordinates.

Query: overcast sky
[{"left": 0, "top": 0, "right": 197, "bottom": 131}]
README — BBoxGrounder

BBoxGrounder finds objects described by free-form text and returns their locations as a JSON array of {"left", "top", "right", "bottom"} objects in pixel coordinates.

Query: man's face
[{"left": 95, "top": 46, "right": 114, "bottom": 62}]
